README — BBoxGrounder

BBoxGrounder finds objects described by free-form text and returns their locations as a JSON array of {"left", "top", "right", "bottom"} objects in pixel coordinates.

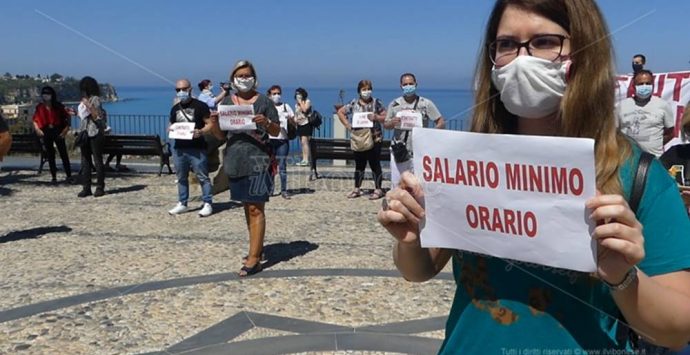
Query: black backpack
[{"left": 308, "top": 110, "right": 323, "bottom": 129}]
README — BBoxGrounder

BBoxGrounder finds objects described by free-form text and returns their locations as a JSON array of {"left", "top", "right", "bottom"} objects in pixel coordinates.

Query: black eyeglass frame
[{"left": 488, "top": 34, "right": 569, "bottom": 66}]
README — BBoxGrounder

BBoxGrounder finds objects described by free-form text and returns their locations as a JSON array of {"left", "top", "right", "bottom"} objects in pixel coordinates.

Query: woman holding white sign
[
  {"left": 211, "top": 60, "right": 280, "bottom": 278},
  {"left": 378, "top": 0, "right": 690, "bottom": 353},
  {"left": 336, "top": 80, "right": 386, "bottom": 200}
]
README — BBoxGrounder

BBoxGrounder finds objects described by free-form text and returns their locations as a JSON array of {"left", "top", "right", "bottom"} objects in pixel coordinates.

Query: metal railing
[{"left": 0, "top": 114, "right": 463, "bottom": 155}]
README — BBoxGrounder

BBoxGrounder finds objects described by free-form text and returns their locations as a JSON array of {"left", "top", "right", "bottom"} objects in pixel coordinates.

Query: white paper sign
[
  {"left": 396, "top": 111, "right": 423, "bottom": 130},
  {"left": 168, "top": 122, "right": 195, "bottom": 140},
  {"left": 218, "top": 105, "right": 256, "bottom": 131},
  {"left": 413, "top": 128, "right": 597, "bottom": 272},
  {"left": 352, "top": 112, "right": 374, "bottom": 128},
  {"left": 390, "top": 151, "right": 413, "bottom": 187}
]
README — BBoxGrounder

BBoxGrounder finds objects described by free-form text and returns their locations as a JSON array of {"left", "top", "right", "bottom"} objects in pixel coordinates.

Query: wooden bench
[
  {"left": 9, "top": 133, "right": 46, "bottom": 174},
  {"left": 102, "top": 135, "right": 172, "bottom": 176},
  {"left": 311, "top": 138, "right": 391, "bottom": 162}
]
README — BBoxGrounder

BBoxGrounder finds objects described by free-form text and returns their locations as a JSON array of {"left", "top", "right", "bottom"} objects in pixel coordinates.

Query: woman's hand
[
  {"left": 587, "top": 194, "right": 645, "bottom": 285},
  {"left": 377, "top": 172, "right": 426, "bottom": 245},
  {"left": 35, "top": 129, "right": 44, "bottom": 137},
  {"left": 252, "top": 114, "right": 270, "bottom": 128}
]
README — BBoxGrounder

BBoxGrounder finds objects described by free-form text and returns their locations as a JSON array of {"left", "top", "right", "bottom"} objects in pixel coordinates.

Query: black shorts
[{"left": 297, "top": 124, "right": 313, "bottom": 137}]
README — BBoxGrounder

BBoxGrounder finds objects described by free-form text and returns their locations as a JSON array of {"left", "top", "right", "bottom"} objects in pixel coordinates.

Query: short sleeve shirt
[
  {"left": 169, "top": 98, "right": 210, "bottom": 150},
  {"left": 384, "top": 96, "right": 442, "bottom": 152},
  {"left": 269, "top": 103, "right": 294, "bottom": 140},
  {"left": 438, "top": 145, "right": 690, "bottom": 354},
  {"left": 222, "top": 94, "right": 280, "bottom": 178},
  {"left": 341, "top": 97, "right": 385, "bottom": 133},
  {"left": 197, "top": 91, "right": 217, "bottom": 110},
  {"left": 78, "top": 96, "right": 104, "bottom": 137},
  {"left": 617, "top": 96, "right": 675, "bottom": 157}
]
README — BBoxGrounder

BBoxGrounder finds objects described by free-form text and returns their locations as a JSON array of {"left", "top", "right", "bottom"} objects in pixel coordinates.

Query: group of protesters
[{"left": 1, "top": 0, "right": 690, "bottom": 352}]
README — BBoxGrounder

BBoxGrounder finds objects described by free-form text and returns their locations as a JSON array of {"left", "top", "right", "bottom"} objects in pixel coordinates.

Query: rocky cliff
[{"left": 0, "top": 77, "right": 118, "bottom": 105}]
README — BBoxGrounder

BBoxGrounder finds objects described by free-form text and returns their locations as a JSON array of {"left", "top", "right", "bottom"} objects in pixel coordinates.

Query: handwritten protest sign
[
  {"left": 352, "top": 112, "right": 374, "bottom": 128},
  {"left": 396, "top": 111, "right": 423, "bottom": 130},
  {"left": 218, "top": 105, "right": 256, "bottom": 131},
  {"left": 413, "top": 128, "right": 597, "bottom": 272},
  {"left": 168, "top": 122, "right": 195, "bottom": 140}
]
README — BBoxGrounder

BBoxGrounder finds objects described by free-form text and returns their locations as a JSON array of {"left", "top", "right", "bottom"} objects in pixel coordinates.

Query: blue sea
[{"left": 98, "top": 86, "right": 475, "bottom": 154}]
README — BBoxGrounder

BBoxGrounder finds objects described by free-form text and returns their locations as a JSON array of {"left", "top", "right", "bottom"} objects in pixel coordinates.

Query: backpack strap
[{"left": 629, "top": 152, "right": 654, "bottom": 214}]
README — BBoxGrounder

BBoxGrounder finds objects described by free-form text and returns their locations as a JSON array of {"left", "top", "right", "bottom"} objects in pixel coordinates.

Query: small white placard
[
  {"left": 396, "top": 111, "right": 423, "bottom": 130},
  {"left": 168, "top": 122, "right": 195, "bottom": 140},
  {"left": 413, "top": 128, "right": 598, "bottom": 272},
  {"left": 218, "top": 105, "right": 256, "bottom": 131},
  {"left": 352, "top": 112, "right": 374, "bottom": 128}
]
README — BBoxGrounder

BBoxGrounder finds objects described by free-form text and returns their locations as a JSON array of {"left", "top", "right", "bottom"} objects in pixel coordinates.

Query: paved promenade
[{"left": 0, "top": 158, "right": 454, "bottom": 355}]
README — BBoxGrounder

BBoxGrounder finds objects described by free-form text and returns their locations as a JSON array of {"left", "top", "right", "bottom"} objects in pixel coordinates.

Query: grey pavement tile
[
  {"left": 178, "top": 334, "right": 337, "bottom": 355},
  {"left": 246, "top": 312, "right": 353, "bottom": 334},
  {"left": 0, "top": 269, "right": 453, "bottom": 325},
  {"left": 167, "top": 312, "right": 254, "bottom": 353},
  {"left": 336, "top": 333, "right": 442, "bottom": 354},
  {"left": 356, "top": 316, "right": 447, "bottom": 334}
]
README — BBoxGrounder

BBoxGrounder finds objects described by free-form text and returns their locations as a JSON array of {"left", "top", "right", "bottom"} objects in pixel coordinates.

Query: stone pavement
[{"left": 0, "top": 158, "right": 455, "bottom": 355}]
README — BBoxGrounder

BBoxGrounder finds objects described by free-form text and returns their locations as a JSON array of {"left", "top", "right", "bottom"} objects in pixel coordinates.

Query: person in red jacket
[{"left": 33, "top": 86, "right": 73, "bottom": 182}]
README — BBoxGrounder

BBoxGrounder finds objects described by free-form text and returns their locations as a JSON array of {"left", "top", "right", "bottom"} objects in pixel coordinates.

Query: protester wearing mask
[
  {"left": 617, "top": 70, "right": 675, "bottom": 157},
  {"left": 379, "top": 0, "right": 690, "bottom": 352},
  {"left": 77, "top": 76, "right": 107, "bottom": 198},
  {"left": 293, "top": 87, "right": 313, "bottom": 169},
  {"left": 33, "top": 86, "right": 73, "bottom": 183},
  {"left": 197, "top": 79, "right": 229, "bottom": 110},
  {"left": 384, "top": 73, "right": 445, "bottom": 185},
  {"left": 267, "top": 85, "right": 296, "bottom": 199},
  {"left": 337, "top": 80, "right": 386, "bottom": 200},
  {"left": 167, "top": 79, "right": 214, "bottom": 217},
  {"left": 210, "top": 60, "right": 280, "bottom": 277},
  {"left": 632, "top": 53, "right": 646, "bottom": 74}
]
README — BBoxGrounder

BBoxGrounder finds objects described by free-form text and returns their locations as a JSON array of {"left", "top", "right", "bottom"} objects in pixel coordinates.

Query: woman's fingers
[
  {"left": 587, "top": 194, "right": 640, "bottom": 229},
  {"left": 598, "top": 238, "right": 645, "bottom": 264},
  {"left": 592, "top": 222, "right": 643, "bottom": 244}
]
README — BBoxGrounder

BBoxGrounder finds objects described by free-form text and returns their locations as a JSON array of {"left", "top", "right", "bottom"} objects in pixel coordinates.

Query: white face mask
[
  {"left": 360, "top": 90, "right": 372, "bottom": 100},
  {"left": 233, "top": 77, "right": 255, "bottom": 93},
  {"left": 271, "top": 94, "right": 282, "bottom": 104},
  {"left": 491, "top": 56, "right": 569, "bottom": 119}
]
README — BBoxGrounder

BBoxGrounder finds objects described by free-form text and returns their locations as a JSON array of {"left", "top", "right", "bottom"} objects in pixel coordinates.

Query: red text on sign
[
  {"left": 422, "top": 156, "right": 500, "bottom": 189},
  {"left": 466, "top": 204, "right": 537, "bottom": 237}
]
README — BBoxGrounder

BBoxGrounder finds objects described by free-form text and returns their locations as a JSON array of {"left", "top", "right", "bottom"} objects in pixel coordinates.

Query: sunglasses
[{"left": 175, "top": 87, "right": 190, "bottom": 92}]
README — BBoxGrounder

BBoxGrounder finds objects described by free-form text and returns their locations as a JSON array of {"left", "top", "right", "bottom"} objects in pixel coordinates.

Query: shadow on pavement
[
  {"left": 0, "top": 225, "right": 73, "bottom": 244},
  {"left": 106, "top": 184, "right": 147, "bottom": 195},
  {"left": 261, "top": 240, "right": 319, "bottom": 269}
]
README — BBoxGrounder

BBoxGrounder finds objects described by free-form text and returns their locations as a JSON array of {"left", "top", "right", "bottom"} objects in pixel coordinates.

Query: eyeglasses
[
  {"left": 175, "top": 87, "right": 190, "bottom": 92},
  {"left": 489, "top": 34, "right": 569, "bottom": 66}
]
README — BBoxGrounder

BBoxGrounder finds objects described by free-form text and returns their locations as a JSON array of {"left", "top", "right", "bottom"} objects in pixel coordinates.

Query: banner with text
[
  {"left": 413, "top": 129, "right": 597, "bottom": 272},
  {"left": 617, "top": 70, "right": 690, "bottom": 137}
]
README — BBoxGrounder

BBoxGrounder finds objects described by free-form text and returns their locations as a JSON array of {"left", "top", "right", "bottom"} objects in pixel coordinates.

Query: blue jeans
[
  {"left": 270, "top": 139, "right": 289, "bottom": 193},
  {"left": 174, "top": 148, "right": 212, "bottom": 204}
]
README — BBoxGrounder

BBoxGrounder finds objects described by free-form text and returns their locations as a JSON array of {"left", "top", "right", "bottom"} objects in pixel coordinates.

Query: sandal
[
  {"left": 239, "top": 262, "right": 263, "bottom": 277},
  {"left": 369, "top": 189, "right": 384, "bottom": 200},
  {"left": 242, "top": 253, "right": 267, "bottom": 263},
  {"left": 347, "top": 190, "right": 361, "bottom": 199}
]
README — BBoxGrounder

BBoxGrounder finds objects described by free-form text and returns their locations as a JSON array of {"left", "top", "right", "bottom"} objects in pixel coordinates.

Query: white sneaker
[
  {"left": 168, "top": 202, "right": 188, "bottom": 215},
  {"left": 198, "top": 203, "right": 213, "bottom": 217}
]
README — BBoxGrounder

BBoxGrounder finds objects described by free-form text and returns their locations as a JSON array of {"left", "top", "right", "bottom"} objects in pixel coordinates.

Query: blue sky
[{"left": 1, "top": 0, "right": 687, "bottom": 89}]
